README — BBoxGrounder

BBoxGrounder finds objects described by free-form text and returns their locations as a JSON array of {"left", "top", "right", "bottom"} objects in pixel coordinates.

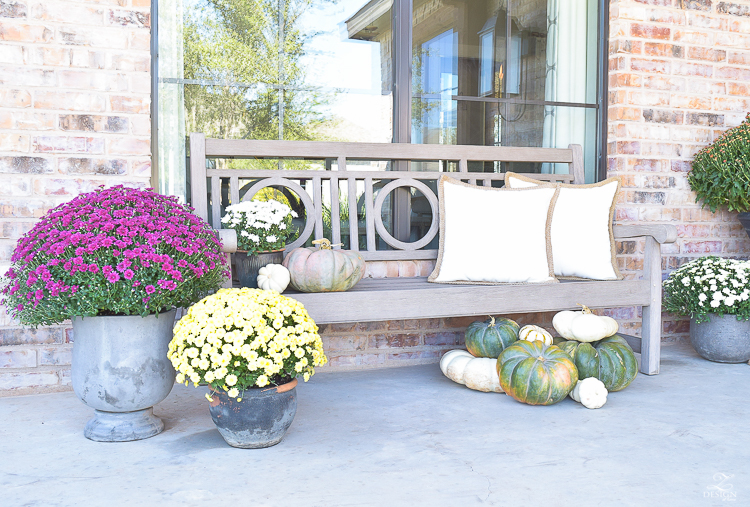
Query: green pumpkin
[
  {"left": 496, "top": 341, "right": 578, "bottom": 406},
  {"left": 559, "top": 334, "right": 638, "bottom": 392},
  {"left": 464, "top": 316, "right": 519, "bottom": 358}
]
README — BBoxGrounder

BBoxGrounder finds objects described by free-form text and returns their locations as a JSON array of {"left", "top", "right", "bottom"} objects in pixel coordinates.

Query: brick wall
[
  {"left": 609, "top": 0, "right": 750, "bottom": 343},
  {"left": 0, "top": 0, "right": 152, "bottom": 394},
  {"left": 2, "top": 0, "right": 750, "bottom": 394}
]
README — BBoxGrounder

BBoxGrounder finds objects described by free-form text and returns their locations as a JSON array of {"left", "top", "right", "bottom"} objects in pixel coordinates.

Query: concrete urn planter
[
  {"left": 71, "top": 310, "right": 177, "bottom": 442},
  {"left": 208, "top": 379, "right": 298, "bottom": 448},
  {"left": 690, "top": 314, "right": 750, "bottom": 363}
]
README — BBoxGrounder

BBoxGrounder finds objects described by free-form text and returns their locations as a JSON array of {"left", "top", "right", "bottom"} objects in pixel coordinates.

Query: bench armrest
[
  {"left": 218, "top": 229, "right": 238, "bottom": 253},
  {"left": 613, "top": 224, "right": 677, "bottom": 244}
]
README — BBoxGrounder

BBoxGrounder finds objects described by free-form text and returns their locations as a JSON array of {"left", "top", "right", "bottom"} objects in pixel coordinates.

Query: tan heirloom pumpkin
[{"left": 283, "top": 238, "right": 366, "bottom": 293}]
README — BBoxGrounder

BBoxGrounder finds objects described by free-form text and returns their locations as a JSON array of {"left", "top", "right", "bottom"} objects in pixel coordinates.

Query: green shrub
[{"left": 688, "top": 112, "right": 750, "bottom": 213}]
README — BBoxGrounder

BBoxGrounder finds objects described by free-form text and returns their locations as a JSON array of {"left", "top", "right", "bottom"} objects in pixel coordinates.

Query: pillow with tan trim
[
  {"left": 505, "top": 172, "right": 622, "bottom": 281},
  {"left": 428, "top": 176, "right": 559, "bottom": 285}
]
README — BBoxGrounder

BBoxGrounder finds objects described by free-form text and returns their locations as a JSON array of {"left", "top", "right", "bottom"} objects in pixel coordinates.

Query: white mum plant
[
  {"left": 663, "top": 256, "right": 750, "bottom": 323},
  {"left": 221, "top": 200, "right": 297, "bottom": 254}
]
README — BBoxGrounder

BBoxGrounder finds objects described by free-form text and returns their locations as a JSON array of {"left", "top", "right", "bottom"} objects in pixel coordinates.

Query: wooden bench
[{"left": 189, "top": 133, "right": 678, "bottom": 375}]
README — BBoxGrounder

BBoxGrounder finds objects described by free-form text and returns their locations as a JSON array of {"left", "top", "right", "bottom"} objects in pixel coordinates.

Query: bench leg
[{"left": 640, "top": 236, "right": 662, "bottom": 375}]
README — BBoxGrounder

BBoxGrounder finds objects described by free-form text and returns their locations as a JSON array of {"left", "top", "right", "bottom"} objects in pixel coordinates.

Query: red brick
[
  {"left": 714, "top": 97, "right": 750, "bottom": 111},
  {"left": 424, "top": 332, "right": 461, "bottom": 346},
  {"left": 59, "top": 158, "right": 126, "bottom": 175},
  {"left": 644, "top": 43, "right": 684, "bottom": 58},
  {"left": 616, "top": 141, "right": 641, "bottom": 155},
  {"left": 0, "top": 199, "right": 53, "bottom": 218},
  {"left": 677, "top": 224, "right": 712, "bottom": 237},
  {"left": 109, "top": 95, "right": 149, "bottom": 113},
  {"left": 715, "top": 32, "right": 750, "bottom": 49},
  {"left": 59, "top": 27, "right": 128, "bottom": 49},
  {"left": 32, "top": 136, "right": 104, "bottom": 154},
  {"left": 642, "top": 76, "right": 686, "bottom": 91},
  {"left": 631, "top": 58, "right": 670, "bottom": 74},
  {"left": 610, "top": 73, "right": 642, "bottom": 88},
  {"left": 31, "top": 3, "right": 105, "bottom": 25},
  {"left": 688, "top": 47, "right": 726, "bottom": 62},
  {"left": 0, "top": 89, "right": 31, "bottom": 108},
  {"left": 674, "top": 30, "right": 713, "bottom": 46},
  {"left": 368, "top": 333, "right": 420, "bottom": 349},
  {"left": 728, "top": 82, "right": 750, "bottom": 96},
  {"left": 672, "top": 62, "right": 713, "bottom": 77},
  {"left": 0, "top": 327, "right": 64, "bottom": 346},
  {"left": 107, "top": 138, "right": 149, "bottom": 156},
  {"left": 129, "top": 30, "right": 150, "bottom": 50},
  {"left": 611, "top": 40, "right": 643, "bottom": 54},
  {"left": 0, "top": 220, "right": 35, "bottom": 239},
  {"left": 716, "top": 66, "right": 750, "bottom": 81},
  {"left": 686, "top": 80, "right": 725, "bottom": 95},
  {"left": 670, "top": 95, "right": 711, "bottom": 110},
  {"left": 727, "top": 51, "right": 750, "bottom": 65},
  {"left": 643, "top": 109, "right": 683, "bottom": 124},
  {"left": 0, "top": 349, "right": 36, "bottom": 368},
  {"left": 34, "top": 91, "right": 106, "bottom": 112},
  {"left": 108, "top": 53, "right": 150, "bottom": 72},
  {"left": 611, "top": 107, "right": 642, "bottom": 121},
  {"left": 0, "top": 156, "right": 53, "bottom": 174},
  {"left": 682, "top": 241, "right": 722, "bottom": 253},
  {"left": 0, "top": 371, "right": 59, "bottom": 390},
  {"left": 398, "top": 261, "right": 418, "bottom": 277},
  {"left": 322, "top": 336, "right": 366, "bottom": 352},
  {"left": 0, "top": 22, "right": 53, "bottom": 42},
  {"left": 33, "top": 178, "right": 107, "bottom": 196},
  {"left": 59, "top": 114, "right": 128, "bottom": 133},
  {"left": 630, "top": 23, "right": 671, "bottom": 40},
  {"left": 0, "top": 44, "right": 24, "bottom": 64},
  {"left": 686, "top": 12, "right": 727, "bottom": 30},
  {"left": 8, "top": 112, "right": 56, "bottom": 130},
  {"left": 627, "top": 91, "right": 669, "bottom": 107},
  {"left": 108, "top": 9, "right": 150, "bottom": 28}
]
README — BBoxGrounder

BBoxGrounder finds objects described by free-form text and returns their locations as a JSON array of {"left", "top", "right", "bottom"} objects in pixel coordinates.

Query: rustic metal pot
[
  {"left": 690, "top": 314, "right": 750, "bottom": 363},
  {"left": 234, "top": 250, "right": 285, "bottom": 288},
  {"left": 208, "top": 379, "right": 298, "bottom": 448},
  {"left": 71, "top": 310, "right": 177, "bottom": 442}
]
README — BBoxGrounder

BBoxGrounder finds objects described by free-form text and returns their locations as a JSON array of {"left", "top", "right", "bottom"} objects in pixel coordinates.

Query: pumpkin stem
[
  {"left": 312, "top": 238, "right": 343, "bottom": 250},
  {"left": 488, "top": 316, "right": 495, "bottom": 327},
  {"left": 577, "top": 303, "right": 592, "bottom": 314}
]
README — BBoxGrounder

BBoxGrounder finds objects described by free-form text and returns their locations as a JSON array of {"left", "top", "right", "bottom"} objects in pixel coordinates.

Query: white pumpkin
[
  {"left": 569, "top": 377, "right": 608, "bottom": 409},
  {"left": 257, "top": 264, "right": 291, "bottom": 293},
  {"left": 440, "top": 350, "right": 503, "bottom": 393},
  {"left": 552, "top": 305, "right": 618, "bottom": 343},
  {"left": 518, "top": 325, "right": 553, "bottom": 346}
]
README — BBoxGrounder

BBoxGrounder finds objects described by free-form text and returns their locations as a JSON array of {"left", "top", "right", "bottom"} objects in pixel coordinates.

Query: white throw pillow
[
  {"left": 505, "top": 172, "right": 622, "bottom": 280},
  {"left": 428, "top": 176, "right": 559, "bottom": 285}
]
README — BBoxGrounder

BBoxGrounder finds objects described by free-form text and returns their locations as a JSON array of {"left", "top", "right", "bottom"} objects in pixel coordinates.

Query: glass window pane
[{"left": 158, "top": 0, "right": 395, "bottom": 200}]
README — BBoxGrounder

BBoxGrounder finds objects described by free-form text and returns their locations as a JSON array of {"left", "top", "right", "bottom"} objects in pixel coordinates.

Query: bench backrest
[{"left": 189, "top": 133, "right": 585, "bottom": 261}]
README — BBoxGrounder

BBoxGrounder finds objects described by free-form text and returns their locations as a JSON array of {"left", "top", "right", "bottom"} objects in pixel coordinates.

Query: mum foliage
[
  {"left": 688, "top": 113, "right": 750, "bottom": 213},
  {"left": 663, "top": 256, "right": 750, "bottom": 323},
  {"left": 168, "top": 288, "right": 327, "bottom": 397},
  {"left": 1, "top": 185, "right": 228, "bottom": 326}
]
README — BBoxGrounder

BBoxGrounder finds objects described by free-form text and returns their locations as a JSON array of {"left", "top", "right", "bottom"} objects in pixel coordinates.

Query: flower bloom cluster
[
  {"left": 663, "top": 256, "right": 750, "bottom": 323},
  {"left": 689, "top": 112, "right": 750, "bottom": 213},
  {"left": 167, "top": 288, "right": 327, "bottom": 398},
  {"left": 1, "top": 185, "right": 229, "bottom": 326},
  {"left": 220, "top": 200, "right": 297, "bottom": 254}
]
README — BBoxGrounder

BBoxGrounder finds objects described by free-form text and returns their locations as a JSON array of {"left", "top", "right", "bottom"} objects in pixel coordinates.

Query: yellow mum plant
[{"left": 167, "top": 288, "right": 327, "bottom": 398}]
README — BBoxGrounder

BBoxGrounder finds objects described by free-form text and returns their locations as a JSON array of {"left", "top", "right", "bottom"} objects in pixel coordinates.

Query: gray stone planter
[
  {"left": 71, "top": 310, "right": 177, "bottom": 442},
  {"left": 234, "top": 250, "right": 285, "bottom": 288},
  {"left": 208, "top": 379, "right": 297, "bottom": 448},
  {"left": 690, "top": 314, "right": 750, "bottom": 363}
]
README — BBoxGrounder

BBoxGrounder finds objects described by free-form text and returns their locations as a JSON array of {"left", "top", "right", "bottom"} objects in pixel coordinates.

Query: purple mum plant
[{"left": 1, "top": 185, "right": 229, "bottom": 327}]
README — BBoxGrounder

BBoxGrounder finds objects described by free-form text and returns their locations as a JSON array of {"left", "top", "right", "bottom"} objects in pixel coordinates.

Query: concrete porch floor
[{"left": 1, "top": 342, "right": 748, "bottom": 507}]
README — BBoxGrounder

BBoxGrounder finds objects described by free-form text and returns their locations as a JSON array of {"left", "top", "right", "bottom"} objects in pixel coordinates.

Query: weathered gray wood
[
  {"left": 569, "top": 143, "right": 585, "bottom": 184},
  {"left": 364, "top": 177, "right": 375, "bottom": 251},
  {"left": 189, "top": 133, "right": 665, "bottom": 374},
  {"left": 189, "top": 133, "right": 208, "bottom": 221},
  {"left": 205, "top": 168, "right": 510, "bottom": 181},
  {"left": 372, "top": 179, "right": 439, "bottom": 251},
  {"left": 229, "top": 176, "right": 239, "bottom": 206},
  {"left": 619, "top": 333, "right": 642, "bottom": 354},
  {"left": 359, "top": 250, "right": 438, "bottom": 261},
  {"left": 613, "top": 224, "right": 678, "bottom": 244},
  {"left": 204, "top": 138, "right": 576, "bottom": 164},
  {"left": 313, "top": 176, "right": 323, "bottom": 240},
  {"left": 347, "top": 177, "right": 359, "bottom": 251},
  {"left": 288, "top": 278, "right": 651, "bottom": 324},
  {"left": 211, "top": 176, "right": 221, "bottom": 229},
  {"left": 330, "top": 175, "right": 341, "bottom": 247},
  {"left": 640, "top": 235, "right": 662, "bottom": 375}
]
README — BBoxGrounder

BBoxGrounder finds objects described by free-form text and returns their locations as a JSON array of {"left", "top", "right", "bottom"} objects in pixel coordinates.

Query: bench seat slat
[{"left": 286, "top": 277, "right": 651, "bottom": 324}]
